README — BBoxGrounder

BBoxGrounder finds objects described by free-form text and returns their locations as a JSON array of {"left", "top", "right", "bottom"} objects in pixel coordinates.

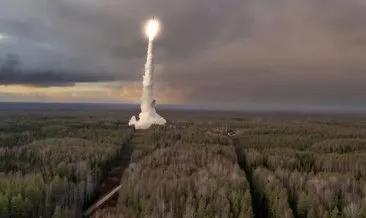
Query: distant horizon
[{"left": 0, "top": 101, "right": 365, "bottom": 115}]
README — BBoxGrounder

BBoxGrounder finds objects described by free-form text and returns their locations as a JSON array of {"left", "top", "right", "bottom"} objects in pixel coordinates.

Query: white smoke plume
[{"left": 128, "top": 29, "right": 166, "bottom": 129}]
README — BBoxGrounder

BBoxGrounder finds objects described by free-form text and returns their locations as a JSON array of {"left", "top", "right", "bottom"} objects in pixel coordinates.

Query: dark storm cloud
[
  {"left": 0, "top": 69, "right": 113, "bottom": 87},
  {"left": 0, "top": 53, "right": 116, "bottom": 86},
  {"left": 1, "top": 0, "right": 366, "bottom": 108},
  {"left": 180, "top": 69, "right": 366, "bottom": 105}
]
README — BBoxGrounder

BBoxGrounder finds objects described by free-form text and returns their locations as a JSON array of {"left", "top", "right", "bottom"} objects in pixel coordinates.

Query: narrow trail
[
  {"left": 96, "top": 142, "right": 133, "bottom": 208},
  {"left": 83, "top": 132, "right": 134, "bottom": 217},
  {"left": 84, "top": 128, "right": 155, "bottom": 217},
  {"left": 232, "top": 138, "right": 269, "bottom": 218}
]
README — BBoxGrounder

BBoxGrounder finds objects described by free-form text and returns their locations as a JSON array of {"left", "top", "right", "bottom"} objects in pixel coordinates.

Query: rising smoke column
[{"left": 128, "top": 18, "right": 166, "bottom": 129}]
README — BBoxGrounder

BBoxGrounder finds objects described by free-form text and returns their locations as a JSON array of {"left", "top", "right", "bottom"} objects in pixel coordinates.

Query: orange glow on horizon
[{"left": 0, "top": 82, "right": 182, "bottom": 104}]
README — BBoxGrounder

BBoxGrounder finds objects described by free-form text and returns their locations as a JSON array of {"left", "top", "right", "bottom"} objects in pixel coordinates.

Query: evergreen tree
[
  {"left": 330, "top": 207, "right": 340, "bottom": 218},
  {"left": 0, "top": 193, "right": 8, "bottom": 217},
  {"left": 52, "top": 205, "right": 62, "bottom": 218},
  {"left": 297, "top": 191, "right": 309, "bottom": 217},
  {"left": 322, "top": 210, "right": 330, "bottom": 218},
  {"left": 307, "top": 208, "right": 316, "bottom": 218},
  {"left": 10, "top": 194, "right": 23, "bottom": 218}
]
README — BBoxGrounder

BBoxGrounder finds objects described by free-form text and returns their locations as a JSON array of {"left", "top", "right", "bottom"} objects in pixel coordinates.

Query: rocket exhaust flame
[
  {"left": 145, "top": 18, "right": 160, "bottom": 40},
  {"left": 128, "top": 18, "right": 166, "bottom": 129}
]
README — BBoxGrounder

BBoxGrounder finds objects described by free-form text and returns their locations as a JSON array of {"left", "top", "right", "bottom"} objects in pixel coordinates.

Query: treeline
[
  {"left": 129, "top": 124, "right": 230, "bottom": 162},
  {"left": 117, "top": 143, "right": 253, "bottom": 218},
  {"left": 0, "top": 113, "right": 133, "bottom": 217},
  {"left": 91, "top": 124, "right": 252, "bottom": 218},
  {"left": 113, "top": 118, "right": 366, "bottom": 218},
  {"left": 241, "top": 148, "right": 366, "bottom": 217},
  {"left": 104, "top": 118, "right": 366, "bottom": 218},
  {"left": 3, "top": 113, "right": 366, "bottom": 217},
  {"left": 236, "top": 117, "right": 366, "bottom": 217}
]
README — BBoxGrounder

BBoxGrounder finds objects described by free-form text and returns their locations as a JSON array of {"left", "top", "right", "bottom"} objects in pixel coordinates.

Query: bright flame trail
[{"left": 128, "top": 18, "right": 166, "bottom": 129}]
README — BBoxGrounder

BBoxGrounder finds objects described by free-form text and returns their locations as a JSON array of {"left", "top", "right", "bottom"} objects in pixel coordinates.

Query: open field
[{"left": 0, "top": 108, "right": 366, "bottom": 217}]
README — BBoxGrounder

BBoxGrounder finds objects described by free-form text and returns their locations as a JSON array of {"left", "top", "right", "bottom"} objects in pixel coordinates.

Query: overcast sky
[{"left": 0, "top": 0, "right": 365, "bottom": 110}]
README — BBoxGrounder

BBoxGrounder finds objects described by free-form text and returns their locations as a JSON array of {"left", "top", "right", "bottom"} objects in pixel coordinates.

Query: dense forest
[
  {"left": 0, "top": 110, "right": 133, "bottom": 217},
  {"left": 236, "top": 119, "right": 366, "bottom": 218},
  {"left": 110, "top": 116, "right": 366, "bottom": 218},
  {"left": 1, "top": 110, "right": 366, "bottom": 217}
]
